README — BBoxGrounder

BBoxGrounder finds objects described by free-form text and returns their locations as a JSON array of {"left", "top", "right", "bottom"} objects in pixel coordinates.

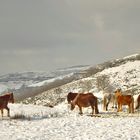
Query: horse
[
  {"left": 114, "top": 89, "right": 134, "bottom": 113},
  {"left": 135, "top": 94, "right": 140, "bottom": 109},
  {"left": 0, "top": 92, "right": 14, "bottom": 117},
  {"left": 70, "top": 93, "right": 99, "bottom": 115},
  {"left": 103, "top": 92, "right": 117, "bottom": 111}
]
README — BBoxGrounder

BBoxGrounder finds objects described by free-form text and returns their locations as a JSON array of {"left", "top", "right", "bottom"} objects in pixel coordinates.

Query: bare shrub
[
  {"left": 11, "top": 114, "right": 31, "bottom": 120},
  {"left": 95, "top": 74, "right": 114, "bottom": 92},
  {"left": 79, "top": 80, "right": 93, "bottom": 92}
]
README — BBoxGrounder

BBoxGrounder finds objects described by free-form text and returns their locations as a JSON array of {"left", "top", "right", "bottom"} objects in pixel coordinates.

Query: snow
[
  {"left": 0, "top": 103, "right": 139, "bottom": 140},
  {"left": 0, "top": 84, "right": 8, "bottom": 93},
  {"left": 98, "top": 61, "right": 140, "bottom": 91},
  {"left": 28, "top": 73, "right": 74, "bottom": 87},
  {"left": 123, "top": 53, "right": 139, "bottom": 59}
]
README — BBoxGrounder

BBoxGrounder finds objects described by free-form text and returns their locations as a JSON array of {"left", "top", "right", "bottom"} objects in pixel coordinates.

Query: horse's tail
[
  {"left": 135, "top": 103, "right": 138, "bottom": 109},
  {"left": 103, "top": 96, "right": 107, "bottom": 111},
  {"left": 135, "top": 101, "right": 139, "bottom": 109},
  {"left": 94, "top": 96, "right": 99, "bottom": 114},
  {"left": 135, "top": 96, "right": 140, "bottom": 109}
]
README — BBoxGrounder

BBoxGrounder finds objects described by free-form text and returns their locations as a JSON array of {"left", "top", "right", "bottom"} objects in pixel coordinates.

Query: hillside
[{"left": 21, "top": 54, "right": 140, "bottom": 106}]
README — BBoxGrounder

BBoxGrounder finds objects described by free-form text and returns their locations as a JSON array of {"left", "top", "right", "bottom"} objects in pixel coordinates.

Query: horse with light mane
[
  {"left": 103, "top": 92, "right": 117, "bottom": 111},
  {"left": 114, "top": 89, "right": 134, "bottom": 113},
  {"left": 0, "top": 92, "right": 14, "bottom": 117},
  {"left": 70, "top": 93, "right": 99, "bottom": 115}
]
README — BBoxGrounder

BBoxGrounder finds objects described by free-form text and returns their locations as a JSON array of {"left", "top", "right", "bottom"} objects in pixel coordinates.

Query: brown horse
[
  {"left": 135, "top": 94, "right": 140, "bottom": 109},
  {"left": 114, "top": 89, "right": 134, "bottom": 113},
  {"left": 70, "top": 93, "right": 99, "bottom": 115},
  {"left": 0, "top": 93, "right": 14, "bottom": 117}
]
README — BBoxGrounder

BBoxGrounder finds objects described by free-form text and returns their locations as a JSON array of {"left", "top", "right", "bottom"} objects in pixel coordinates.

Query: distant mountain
[{"left": 0, "top": 65, "right": 90, "bottom": 92}]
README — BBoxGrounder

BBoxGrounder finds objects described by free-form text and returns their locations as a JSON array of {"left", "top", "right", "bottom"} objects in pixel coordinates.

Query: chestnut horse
[
  {"left": 0, "top": 93, "right": 14, "bottom": 117},
  {"left": 135, "top": 94, "right": 140, "bottom": 109},
  {"left": 70, "top": 93, "right": 99, "bottom": 115},
  {"left": 114, "top": 89, "right": 134, "bottom": 113}
]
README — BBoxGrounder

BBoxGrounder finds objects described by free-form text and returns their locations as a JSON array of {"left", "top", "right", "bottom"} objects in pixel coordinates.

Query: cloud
[{"left": 0, "top": 0, "right": 140, "bottom": 74}]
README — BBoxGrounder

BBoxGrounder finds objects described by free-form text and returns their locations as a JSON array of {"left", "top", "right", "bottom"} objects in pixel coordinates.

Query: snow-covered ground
[
  {"left": 0, "top": 103, "right": 140, "bottom": 140},
  {"left": 98, "top": 61, "right": 140, "bottom": 92}
]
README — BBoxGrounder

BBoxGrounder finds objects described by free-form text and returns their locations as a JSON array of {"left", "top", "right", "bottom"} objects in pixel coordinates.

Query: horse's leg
[
  {"left": 106, "top": 100, "right": 109, "bottom": 111},
  {"left": 120, "top": 103, "right": 123, "bottom": 112},
  {"left": 78, "top": 106, "right": 83, "bottom": 115},
  {"left": 95, "top": 104, "right": 99, "bottom": 114},
  {"left": 1, "top": 109, "right": 3, "bottom": 117},
  {"left": 5, "top": 106, "right": 10, "bottom": 117},
  {"left": 111, "top": 95, "right": 115, "bottom": 108},
  {"left": 115, "top": 103, "right": 117, "bottom": 109},
  {"left": 91, "top": 105, "right": 94, "bottom": 115},
  {"left": 103, "top": 96, "right": 107, "bottom": 111},
  {"left": 130, "top": 102, "right": 134, "bottom": 113},
  {"left": 128, "top": 104, "right": 131, "bottom": 113},
  {"left": 91, "top": 99, "right": 99, "bottom": 114},
  {"left": 117, "top": 103, "right": 120, "bottom": 112},
  {"left": 136, "top": 99, "right": 140, "bottom": 109},
  {"left": 131, "top": 98, "right": 134, "bottom": 113}
]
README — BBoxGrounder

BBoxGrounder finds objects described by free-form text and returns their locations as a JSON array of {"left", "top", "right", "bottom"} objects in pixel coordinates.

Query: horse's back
[
  {"left": 0, "top": 94, "right": 10, "bottom": 108},
  {"left": 117, "top": 95, "right": 133, "bottom": 105},
  {"left": 77, "top": 93, "right": 97, "bottom": 107},
  {"left": 0, "top": 93, "right": 14, "bottom": 107}
]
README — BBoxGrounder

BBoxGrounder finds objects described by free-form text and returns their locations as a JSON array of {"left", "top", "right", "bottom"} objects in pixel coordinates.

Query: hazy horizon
[{"left": 0, "top": 1, "right": 140, "bottom": 75}]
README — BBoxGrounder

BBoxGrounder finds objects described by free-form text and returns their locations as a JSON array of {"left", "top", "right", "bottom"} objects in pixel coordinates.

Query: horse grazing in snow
[
  {"left": 70, "top": 93, "right": 99, "bottom": 115},
  {"left": 0, "top": 92, "right": 14, "bottom": 117},
  {"left": 114, "top": 89, "right": 134, "bottom": 113}
]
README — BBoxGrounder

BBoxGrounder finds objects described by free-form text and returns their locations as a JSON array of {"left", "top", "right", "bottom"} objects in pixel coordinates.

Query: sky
[{"left": 0, "top": 0, "right": 140, "bottom": 75}]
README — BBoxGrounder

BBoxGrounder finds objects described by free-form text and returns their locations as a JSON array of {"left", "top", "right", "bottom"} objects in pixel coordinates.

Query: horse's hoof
[{"left": 79, "top": 113, "right": 83, "bottom": 115}]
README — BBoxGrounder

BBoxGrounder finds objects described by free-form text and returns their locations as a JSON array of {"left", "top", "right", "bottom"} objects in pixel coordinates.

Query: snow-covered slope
[
  {"left": 22, "top": 54, "right": 140, "bottom": 106},
  {"left": 99, "top": 61, "right": 140, "bottom": 93}
]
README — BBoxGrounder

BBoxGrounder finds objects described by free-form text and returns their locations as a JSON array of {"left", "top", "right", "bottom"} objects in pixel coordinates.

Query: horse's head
[
  {"left": 114, "top": 88, "right": 122, "bottom": 97},
  {"left": 67, "top": 92, "right": 78, "bottom": 104},
  {"left": 9, "top": 93, "right": 14, "bottom": 103},
  {"left": 67, "top": 92, "right": 72, "bottom": 104}
]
